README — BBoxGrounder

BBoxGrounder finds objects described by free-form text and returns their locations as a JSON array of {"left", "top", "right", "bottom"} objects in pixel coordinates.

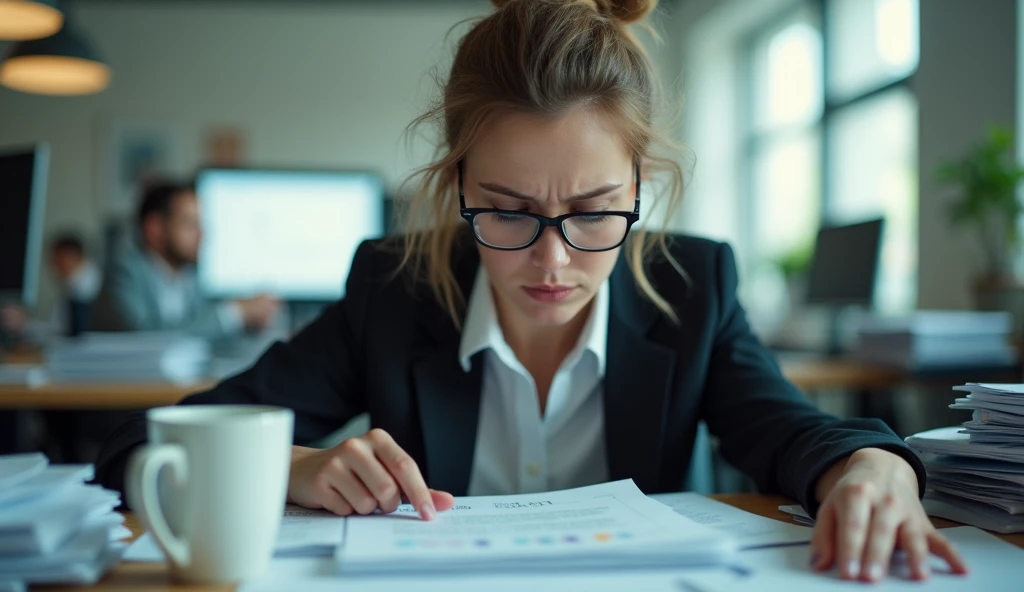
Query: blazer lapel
[
  {"left": 603, "top": 256, "right": 678, "bottom": 493},
  {"left": 411, "top": 231, "right": 483, "bottom": 495},
  {"left": 412, "top": 346, "right": 483, "bottom": 495}
]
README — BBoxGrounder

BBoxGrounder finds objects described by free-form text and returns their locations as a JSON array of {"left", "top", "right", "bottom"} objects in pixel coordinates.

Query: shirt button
[{"left": 526, "top": 462, "right": 541, "bottom": 477}]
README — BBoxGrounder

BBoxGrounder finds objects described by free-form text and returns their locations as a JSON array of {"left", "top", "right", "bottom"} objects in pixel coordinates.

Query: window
[{"left": 742, "top": 0, "right": 919, "bottom": 314}]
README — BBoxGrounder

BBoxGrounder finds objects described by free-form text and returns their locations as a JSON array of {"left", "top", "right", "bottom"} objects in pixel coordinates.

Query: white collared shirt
[
  {"left": 145, "top": 251, "right": 243, "bottom": 333},
  {"left": 459, "top": 267, "right": 609, "bottom": 496}
]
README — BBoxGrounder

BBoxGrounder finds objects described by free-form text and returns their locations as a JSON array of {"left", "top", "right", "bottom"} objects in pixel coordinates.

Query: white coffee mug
[{"left": 126, "top": 405, "right": 294, "bottom": 583}]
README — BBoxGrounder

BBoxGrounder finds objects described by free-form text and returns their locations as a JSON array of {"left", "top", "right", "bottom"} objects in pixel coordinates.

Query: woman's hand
[
  {"left": 809, "top": 447, "right": 969, "bottom": 582},
  {"left": 287, "top": 428, "right": 455, "bottom": 520}
]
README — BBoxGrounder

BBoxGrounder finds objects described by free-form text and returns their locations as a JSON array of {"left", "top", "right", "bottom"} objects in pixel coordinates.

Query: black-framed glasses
[{"left": 458, "top": 160, "right": 641, "bottom": 252}]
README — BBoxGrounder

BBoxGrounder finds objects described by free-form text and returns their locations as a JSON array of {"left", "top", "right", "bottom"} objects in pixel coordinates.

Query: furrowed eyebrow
[{"left": 478, "top": 181, "right": 623, "bottom": 202}]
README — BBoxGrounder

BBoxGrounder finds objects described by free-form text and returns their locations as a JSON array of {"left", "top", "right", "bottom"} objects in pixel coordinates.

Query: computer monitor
[
  {"left": 0, "top": 143, "right": 49, "bottom": 307},
  {"left": 195, "top": 168, "right": 385, "bottom": 301},
  {"left": 805, "top": 218, "right": 884, "bottom": 307}
]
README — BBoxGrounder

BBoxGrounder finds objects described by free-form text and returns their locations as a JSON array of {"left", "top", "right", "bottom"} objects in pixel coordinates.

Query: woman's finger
[
  {"left": 928, "top": 531, "right": 970, "bottom": 575},
  {"left": 898, "top": 523, "right": 930, "bottom": 581},
  {"left": 859, "top": 495, "right": 903, "bottom": 582},
  {"left": 809, "top": 501, "right": 837, "bottom": 572},
  {"left": 345, "top": 439, "right": 403, "bottom": 514},
  {"left": 317, "top": 483, "right": 356, "bottom": 517},
  {"left": 366, "top": 429, "right": 437, "bottom": 520},
  {"left": 331, "top": 439, "right": 382, "bottom": 515},
  {"left": 834, "top": 483, "right": 874, "bottom": 580}
]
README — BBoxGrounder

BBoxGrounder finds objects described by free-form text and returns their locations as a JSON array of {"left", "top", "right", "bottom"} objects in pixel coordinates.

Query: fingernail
[
  {"left": 845, "top": 560, "right": 860, "bottom": 579},
  {"left": 918, "top": 562, "right": 930, "bottom": 579},
  {"left": 421, "top": 503, "right": 436, "bottom": 521},
  {"left": 867, "top": 563, "right": 883, "bottom": 581},
  {"left": 809, "top": 553, "right": 820, "bottom": 568}
]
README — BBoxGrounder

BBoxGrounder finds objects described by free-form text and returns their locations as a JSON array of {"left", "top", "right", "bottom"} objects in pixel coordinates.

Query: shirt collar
[
  {"left": 458, "top": 266, "right": 608, "bottom": 375},
  {"left": 145, "top": 250, "right": 191, "bottom": 285}
]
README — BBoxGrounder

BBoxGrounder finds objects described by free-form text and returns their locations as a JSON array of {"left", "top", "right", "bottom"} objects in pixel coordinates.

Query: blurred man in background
[
  {"left": 0, "top": 233, "right": 102, "bottom": 343},
  {"left": 91, "top": 181, "right": 280, "bottom": 340}
]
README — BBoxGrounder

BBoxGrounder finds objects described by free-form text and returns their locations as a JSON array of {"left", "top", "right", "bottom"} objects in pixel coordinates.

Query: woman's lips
[{"left": 522, "top": 285, "right": 576, "bottom": 303}]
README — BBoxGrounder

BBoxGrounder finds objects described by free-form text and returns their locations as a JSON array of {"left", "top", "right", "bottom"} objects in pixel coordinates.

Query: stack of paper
[
  {"left": 45, "top": 332, "right": 210, "bottom": 384},
  {"left": 0, "top": 453, "right": 130, "bottom": 587},
  {"left": 124, "top": 504, "right": 345, "bottom": 561},
  {"left": 906, "top": 384, "right": 1024, "bottom": 532},
  {"left": 335, "top": 480, "right": 735, "bottom": 575},
  {"left": 853, "top": 311, "right": 1016, "bottom": 369},
  {"left": 0, "top": 364, "right": 46, "bottom": 387}
]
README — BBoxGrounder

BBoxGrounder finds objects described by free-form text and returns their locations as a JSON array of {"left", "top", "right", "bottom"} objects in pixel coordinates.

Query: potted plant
[{"left": 936, "top": 125, "right": 1024, "bottom": 291}]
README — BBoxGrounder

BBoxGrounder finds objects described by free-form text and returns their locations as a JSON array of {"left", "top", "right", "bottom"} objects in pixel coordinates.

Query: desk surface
[
  {"left": 0, "top": 358, "right": 949, "bottom": 411},
  {"left": 40, "top": 494, "right": 1024, "bottom": 591},
  {"left": 0, "top": 382, "right": 213, "bottom": 409}
]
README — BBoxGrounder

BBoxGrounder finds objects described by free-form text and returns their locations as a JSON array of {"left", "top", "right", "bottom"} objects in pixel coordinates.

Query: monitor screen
[
  {"left": 196, "top": 168, "right": 385, "bottom": 301},
  {"left": 805, "top": 218, "right": 884, "bottom": 307},
  {"left": 0, "top": 144, "right": 49, "bottom": 306}
]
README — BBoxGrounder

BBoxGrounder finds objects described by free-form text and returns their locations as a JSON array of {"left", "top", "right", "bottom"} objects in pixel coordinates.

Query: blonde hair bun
[{"left": 491, "top": 0, "right": 657, "bottom": 25}]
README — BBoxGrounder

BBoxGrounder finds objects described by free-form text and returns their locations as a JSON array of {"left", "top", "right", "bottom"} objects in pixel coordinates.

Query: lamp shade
[
  {"left": 0, "top": 24, "right": 110, "bottom": 95},
  {"left": 0, "top": 0, "right": 63, "bottom": 41}
]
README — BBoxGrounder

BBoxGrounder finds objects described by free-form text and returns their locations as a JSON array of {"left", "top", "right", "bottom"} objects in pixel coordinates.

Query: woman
[{"left": 97, "top": 0, "right": 967, "bottom": 583}]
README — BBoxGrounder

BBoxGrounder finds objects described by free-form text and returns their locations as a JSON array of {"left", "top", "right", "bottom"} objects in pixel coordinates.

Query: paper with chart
[
  {"left": 335, "top": 479, "right": 735, "bottom": 574},
  {"left": 649, "top": 492, "right": 812, "bottom": 548}
]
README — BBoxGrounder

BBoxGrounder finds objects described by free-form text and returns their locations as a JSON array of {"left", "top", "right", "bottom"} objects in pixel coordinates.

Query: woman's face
[{"left": 462, "top": 107, "right": 636, "bottom": 329}]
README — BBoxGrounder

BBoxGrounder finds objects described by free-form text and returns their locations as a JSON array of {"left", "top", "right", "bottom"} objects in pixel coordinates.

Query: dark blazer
[{"left": 95, "top": 230, "right": 924, "bottom": 515}]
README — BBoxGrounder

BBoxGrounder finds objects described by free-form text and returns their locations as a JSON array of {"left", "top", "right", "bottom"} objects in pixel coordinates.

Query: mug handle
[{"left": 127, "top": 444, "right": 191, "bottom": 567}]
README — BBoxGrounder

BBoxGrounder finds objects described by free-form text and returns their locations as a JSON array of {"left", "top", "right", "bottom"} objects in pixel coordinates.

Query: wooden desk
[
  {"left": 0, "top": 382, "right": 213, "bottom": 410},
  {"left": 40, "top": 494, "right": 1024, "bottom": 591},
  {"left": 1, "top": 354, "right": 1012, "bottom": 411},
  {"left": 0, "top": 359, "right": 902, "bottom": 411},
  {"left": 780, "top": 358, "right": 906, "bottom": 391},
  {"left": 778, "top": 356, "right": 1022, "bottom": 392}
]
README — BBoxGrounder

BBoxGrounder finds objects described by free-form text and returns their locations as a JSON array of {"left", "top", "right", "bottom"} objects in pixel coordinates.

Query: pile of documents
[
  {"left": 125, "top": 504, "right": 346, "bottom": 561},
  {"left": 853, "top": 310, "right": 1016, "bottom": 370},
  {"left": 335, "top": 480, "right": 735, "bottom": 574},
  {"left": 45, "top": 332, "right": 210, "bottom": 384},
  {"left": 906, "top": 383, "right": 1024, "bottom": 533},
  {"left": 0, "top": 453, "right": 130, "bottom": 587}
]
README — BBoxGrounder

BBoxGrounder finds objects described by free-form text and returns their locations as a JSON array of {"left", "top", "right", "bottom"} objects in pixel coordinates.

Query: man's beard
[{"left": 162, "top": 243, "right": 195, "bottom": 269}]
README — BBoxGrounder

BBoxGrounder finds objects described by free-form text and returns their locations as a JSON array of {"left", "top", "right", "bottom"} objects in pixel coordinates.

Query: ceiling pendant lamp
[
  {"left": 0, "top": 23, "right": 110, "bottom": 95},
  {"left": 0, "top": 0, "right": 64, "bottom": 41}
]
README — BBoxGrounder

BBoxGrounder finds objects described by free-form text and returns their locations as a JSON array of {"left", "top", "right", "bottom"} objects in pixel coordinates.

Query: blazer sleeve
[
  {"left": 698, "top": 242, "right": 926, "bottom": 517},
  {"left": 94, "top": 241, "right": 379, "bottom": 497}
]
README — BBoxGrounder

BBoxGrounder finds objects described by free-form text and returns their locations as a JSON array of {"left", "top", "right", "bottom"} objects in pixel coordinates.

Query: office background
[{"left": 1, "top": 0, "right": 1022, "bottom": 469}]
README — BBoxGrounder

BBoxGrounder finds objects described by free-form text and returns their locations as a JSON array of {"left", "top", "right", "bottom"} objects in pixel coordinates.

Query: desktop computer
[
  {"left": 0, "top": 143, "right": 49, "bottom": 311},
  {"left": 804, "top": 217, "right": 884, "bottom": 355},
  {"left": 195, "top": 167, "right": 386, "bottom": 303}
]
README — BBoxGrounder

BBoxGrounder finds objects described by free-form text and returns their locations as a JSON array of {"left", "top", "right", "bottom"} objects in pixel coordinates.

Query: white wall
[
  {"left": 0, "top": 0, "right": 683, "bottom": 314},
  {"left": 915, "top": 0, "right": 1017, "bottom": 310}
]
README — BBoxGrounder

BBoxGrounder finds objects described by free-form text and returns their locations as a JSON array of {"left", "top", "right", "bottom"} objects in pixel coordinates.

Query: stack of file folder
[
  {"left": 45, "top": 332, "right": 210, "bottom": 384},
  {"left": 854, "top": 311, "right": 1017, "bottom": 370},
  {"left": 906, "top": 383, "right": 1024, "bottom": 533},
  {"left": 0, "top": 453, "right": 130, "bottom": 587}
]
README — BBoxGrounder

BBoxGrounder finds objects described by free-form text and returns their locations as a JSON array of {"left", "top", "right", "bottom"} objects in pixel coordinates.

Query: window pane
[
  {"left": 753, "top": 15, "right": 823, "bottom": 132},
  {"left": 752, "top": 130, "right": 822, "bottom": 262},
  {"left": 827, "top": 88, "right": 917, "bottom": 313},
  {"left": 827, "top": 0, "right": 919, "bottom": 100}
]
